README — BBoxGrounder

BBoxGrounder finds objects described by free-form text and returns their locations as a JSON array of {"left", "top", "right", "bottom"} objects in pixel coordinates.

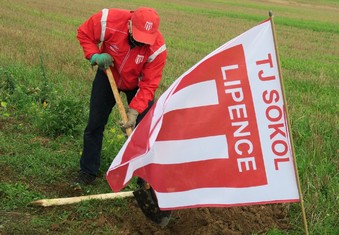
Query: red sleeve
[
  {"left": 76, "top": 11, "right": 103, "bottom": 60},
  {"left": 129, "top": 47, "right": 167, "bottom": 113}
]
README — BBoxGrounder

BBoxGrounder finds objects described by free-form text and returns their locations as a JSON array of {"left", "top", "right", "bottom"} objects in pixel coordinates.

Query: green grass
[{"left": 1, "top": 0, "right": 338, "bottom": 234}]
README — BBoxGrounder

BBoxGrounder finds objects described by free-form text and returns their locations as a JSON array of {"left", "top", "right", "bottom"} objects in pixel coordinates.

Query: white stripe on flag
[
  {"left": 164, "top": 80, "right": 219, "bottom": 113},
  {"left": 124, "top": 135, "right": 228, "bottom": 184},
  {"left": 155, "top": 184, "right": 299, "bottom": 209},
  {"left": 154, "top": 135, "right": 229, "bottom": 163}
]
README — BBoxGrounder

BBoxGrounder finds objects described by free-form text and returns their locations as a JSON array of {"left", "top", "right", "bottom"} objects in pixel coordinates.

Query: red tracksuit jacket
[{"left": 77, "top": 8, "right": 167, "bottom": 113}]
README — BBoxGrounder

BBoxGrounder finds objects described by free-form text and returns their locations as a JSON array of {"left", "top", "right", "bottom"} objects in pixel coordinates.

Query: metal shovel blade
[{"left": 133, "top": 187, "right": 172, "bottom": 228}]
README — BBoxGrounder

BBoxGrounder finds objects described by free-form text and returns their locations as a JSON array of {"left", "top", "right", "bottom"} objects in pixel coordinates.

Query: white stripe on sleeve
[
  {"left": 147, "top": 44, "right": 167, "bottom": 63},
  {"left": 100, "top": 9, "right": 109, "bottom": 42}
]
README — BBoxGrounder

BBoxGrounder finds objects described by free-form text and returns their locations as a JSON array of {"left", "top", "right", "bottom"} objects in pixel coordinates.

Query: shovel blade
[{"left": 133, "top": 187, "right": 172, "bottom": 228}]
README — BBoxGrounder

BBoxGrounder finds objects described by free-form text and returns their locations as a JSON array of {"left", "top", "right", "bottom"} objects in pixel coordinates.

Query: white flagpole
[{"left": 268, "top": 11, "right": 309, "bottom": 235}]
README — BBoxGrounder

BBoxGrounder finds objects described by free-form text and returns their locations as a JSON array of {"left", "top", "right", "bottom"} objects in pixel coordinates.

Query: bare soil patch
[
  {"left": 96, "top": 199, "right": 290, "bottom": 234},
  {"left": 49, "top": 181, "right": 292, "bottom": 235}
]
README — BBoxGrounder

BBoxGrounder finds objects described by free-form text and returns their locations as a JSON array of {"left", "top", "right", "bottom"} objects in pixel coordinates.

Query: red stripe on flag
[
  {"left": 106, "top": 164, "right": 129, "bottom": 192},
  {"left": 135, "top": 159, "right": 267, "bottom": 192},
  {"left": 157, "top": 105, "right": 225, "bottom": 140}
]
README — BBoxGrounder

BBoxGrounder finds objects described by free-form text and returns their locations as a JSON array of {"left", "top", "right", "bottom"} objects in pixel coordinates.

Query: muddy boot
[
  {"left": 133, "top": 184, "right": 172, "bottom": 228},
  {"left": 71, "top": 171, "right": 96, "bottom": 190}
]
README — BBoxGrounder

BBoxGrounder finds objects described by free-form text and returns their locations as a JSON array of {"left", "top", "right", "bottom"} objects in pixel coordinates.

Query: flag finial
[{"left": 269, "top": 10, "right": 273, "bottom": 17}]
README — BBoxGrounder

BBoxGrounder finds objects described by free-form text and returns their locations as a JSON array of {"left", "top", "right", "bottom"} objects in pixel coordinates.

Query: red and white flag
[{"left": 106, "top": 18, "right": 300, "bottom": 210}]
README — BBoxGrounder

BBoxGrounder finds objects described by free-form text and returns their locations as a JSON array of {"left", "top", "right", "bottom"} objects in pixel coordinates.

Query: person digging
[{"left": 72, "top": 7, "right": 171, "bottom": 227}]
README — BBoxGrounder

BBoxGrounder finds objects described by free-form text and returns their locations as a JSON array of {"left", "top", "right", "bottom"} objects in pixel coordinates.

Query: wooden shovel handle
[
  {"left": 106, "top": 68, "right": 133, "bottom": 136},
  {"left": 106, "top": 69, "right": 154, "bottom": 209}
]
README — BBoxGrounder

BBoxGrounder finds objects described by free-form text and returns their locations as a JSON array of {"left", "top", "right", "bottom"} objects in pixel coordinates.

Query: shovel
[{"left": 105, "top": 68, "right": 172, "bottom": 227}]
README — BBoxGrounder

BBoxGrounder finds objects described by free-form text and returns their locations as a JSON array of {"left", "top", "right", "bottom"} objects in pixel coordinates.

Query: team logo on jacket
[
  {"left": 109, "top": 44, "right": 119, "bottom": 53},
  {"left": 144, "top": 21, "right": 153, "bottom": 31},
  {"left": 135, "top": 55, "right": 144, "bottom": 64}
]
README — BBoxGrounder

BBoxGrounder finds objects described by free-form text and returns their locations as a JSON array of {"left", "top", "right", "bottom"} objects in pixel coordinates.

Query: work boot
[
  {"left": 133, "top": 186, "right": 172, "bottom": 228},
  {"left": 71, "top": 171, "right": 96, "bottom": 190}
]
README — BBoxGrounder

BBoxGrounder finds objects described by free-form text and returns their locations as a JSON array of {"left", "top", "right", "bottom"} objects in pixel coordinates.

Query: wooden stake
[
  {"left": 30, "top": 191, "right": 134, "bottom": 207},
  {"left": 106, "top": 67, "right": 133, "bottom": 136},
  {"left": 269, "top": 11, "right": 309, "bottom": 235}
]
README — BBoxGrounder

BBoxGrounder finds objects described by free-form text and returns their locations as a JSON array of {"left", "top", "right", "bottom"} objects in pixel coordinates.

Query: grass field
[{"left": 0, "top": 0, "right": 338, "bottom": 234}]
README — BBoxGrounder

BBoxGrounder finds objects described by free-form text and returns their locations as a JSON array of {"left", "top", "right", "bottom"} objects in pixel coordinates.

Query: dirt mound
[
  {"left": 102, "top": 198, "right": 291, "bottom": 234},
  {"left": 50, "top": 178, "right": 291, "bottom": 234}
]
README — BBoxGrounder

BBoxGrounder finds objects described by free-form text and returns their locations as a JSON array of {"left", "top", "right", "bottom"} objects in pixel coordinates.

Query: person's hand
[
  {"left": 90, "top": 53, "right": 113, "bottom": 70},
  {"left": 120, "top": 108, "right": 139, "bottom": 133}
]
